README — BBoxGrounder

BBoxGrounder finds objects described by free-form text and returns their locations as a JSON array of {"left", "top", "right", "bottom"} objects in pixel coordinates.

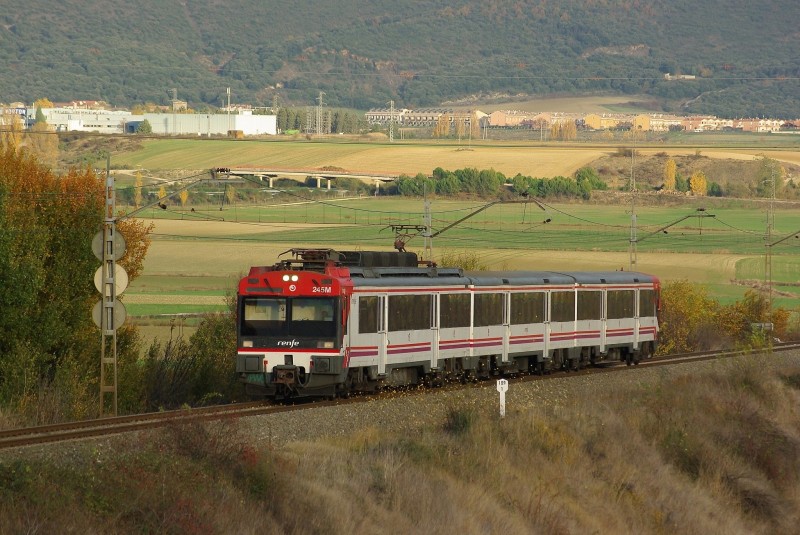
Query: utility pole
[
  {"left": 423, "top": 185, "right": 432, "bottom": 261},
  {"left": 765, "top": 166, "right": 776, "bottom": 320},
  {"left": 629, "top": 126, "right": 638, "bottom": 270},
  {"left": 316, "top": 91, "right": 325, "bottom": 136},
  {"left": 226, "top": 87, "right": 231, "bottom": 134},
  {"left": 171, "top": 88, "right": 177, "bottom": 135},
  {"left": 95, "top": 157, "right": 128, "bottom": 416},
  {"left": 388, "top": 100, "right": 395, "bottom": 143},
  {"left": 305, "top": 106, "right": 313, "bottom": 135}
]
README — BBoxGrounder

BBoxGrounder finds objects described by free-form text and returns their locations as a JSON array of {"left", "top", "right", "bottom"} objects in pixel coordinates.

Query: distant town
[{"left": 1, "top": 98, "right": 798, "bottom": 138}]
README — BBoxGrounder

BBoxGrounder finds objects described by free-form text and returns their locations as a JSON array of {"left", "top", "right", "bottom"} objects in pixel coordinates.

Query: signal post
[{"left": 93, "top": 169, "right": 128, "bottom": 416}]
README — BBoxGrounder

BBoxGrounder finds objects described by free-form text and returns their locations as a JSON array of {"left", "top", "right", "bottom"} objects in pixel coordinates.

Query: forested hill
[{"left": 2, "top": 1, "right": 798, "bottom": 117}]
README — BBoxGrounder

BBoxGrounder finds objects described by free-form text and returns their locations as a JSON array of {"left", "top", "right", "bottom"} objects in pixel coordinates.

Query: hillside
[
  {"left": 2, "top": 1, "right": 798, "bottom": 117},
  {"left": 3, "top": 354, "right": 800, "bottom": 533}
]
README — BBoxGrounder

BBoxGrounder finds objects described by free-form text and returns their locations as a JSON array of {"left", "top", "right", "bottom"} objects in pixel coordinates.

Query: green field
[{"left": 123, "top": 197, "right": 800, "bottom": 324}]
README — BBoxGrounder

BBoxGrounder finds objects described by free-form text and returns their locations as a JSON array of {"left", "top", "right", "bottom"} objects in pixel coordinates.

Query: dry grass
[{"left": 4, "top": 358, "right": 800, "bottom": 533}]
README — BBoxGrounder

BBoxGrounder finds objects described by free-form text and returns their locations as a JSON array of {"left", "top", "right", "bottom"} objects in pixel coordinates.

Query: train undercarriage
[{"left": 243, "top": 341, "right": 657, "bottom": 400}]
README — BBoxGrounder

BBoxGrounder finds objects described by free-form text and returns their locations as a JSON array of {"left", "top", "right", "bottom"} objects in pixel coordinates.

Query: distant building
[
  {"left": 583, "top": 113, "right": 625, "bottom": 130},
  {"left": 36, "top": 108, "right": 132, "bottom": 133},
  {"left": 488, "top": 110, "right": 534, "bottom": 127},
  {"left": 366, "top": 107, "right": 481, "bottom": 128},
  {"left": 642, "top": 114, "right": 683, "bottom": 132},
  {"left": 130, "top": 112, "right": 277, "bottom": 136},
  {"left": 30, "top": 107, "right": 277, "bottom": 136},
  {"left": 365, "top": 107, "right": 408, "bottom": 125},
  {"left": 52, "top": 100, "right": 110, "bottom": 110}
]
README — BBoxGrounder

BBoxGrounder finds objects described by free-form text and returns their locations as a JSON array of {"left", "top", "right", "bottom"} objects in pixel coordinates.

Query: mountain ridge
[{"left": 1, "top": 1, "right": 798, "bottom": 117}]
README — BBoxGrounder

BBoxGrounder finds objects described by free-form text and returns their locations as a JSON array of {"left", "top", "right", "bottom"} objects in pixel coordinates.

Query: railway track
[{"left": 3, "top": 342, "right": 799, "bottom": 451}]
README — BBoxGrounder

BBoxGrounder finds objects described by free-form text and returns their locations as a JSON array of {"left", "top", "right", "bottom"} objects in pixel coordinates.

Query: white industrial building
[
  {"left": 29, "top": 107, "right": 276, "bottom": 136},
  {"left": 132, "top": 111, "right": 277, "bottom": 136},
  {"left": 35, "top": 108, "right": 132, "bottom": 134}
]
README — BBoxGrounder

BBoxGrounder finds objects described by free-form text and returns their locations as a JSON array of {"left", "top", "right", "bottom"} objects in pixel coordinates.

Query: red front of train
[{"left": 236, "top": 252, "right": 353, "bottom": 399}]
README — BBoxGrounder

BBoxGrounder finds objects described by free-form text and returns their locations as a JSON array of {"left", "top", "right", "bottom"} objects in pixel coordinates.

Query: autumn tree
[
  {"left": 116, "top": 217, "right": 154, "bottom": 282},
  {"left": 717, "top": 290, "right": 789, "bottom": 347},
  {"left": 33, "top": 98, "right": 54, "bottom": 109},
  {"left": 470, "top": 111, "right": 481, "bottom": 140},
  {"left": 663, "top": 159, "right": 676, "bottom": 191},
  {"left": 0, "top": 148, "right": 152, "bottom": 420},
  {"left": 0, "top": 111, "right": 24, "bottom": 152},
  {"left": 550, "top": 121, "right": 577, "bottom": 141},
  {"left": 134, "top": 170, "right": 143, "bottom": 208},
  {"left": 454, "top": 117, "right": 466, "bottom": 141},
  {"left": 26, "top": 106, "right": 59, "bottom": 167},
  {"left": 657, "top": 280, "right": 719, "bottom": 354},
  {"left": 179, "top": 189, "right": 189, "bottom": 207},
  {"left": 689, "top": 171, "right": 707, "bottom": 196},
  {"left": 433, "top": 114, "right": 450, "bottom": 138}
]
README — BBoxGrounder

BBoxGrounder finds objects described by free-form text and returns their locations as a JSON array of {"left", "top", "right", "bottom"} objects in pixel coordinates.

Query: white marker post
[{"left": 496, "top": 379, "right": 509, "bottom": 418}]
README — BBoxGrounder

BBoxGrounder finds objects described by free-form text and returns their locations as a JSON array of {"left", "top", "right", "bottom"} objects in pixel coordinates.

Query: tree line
[
  {"left": 0, "top": 143, "right": 239, "bottom": 424},
  {"left": 395, "top": 166, "right": 609, "bottom": 200}
]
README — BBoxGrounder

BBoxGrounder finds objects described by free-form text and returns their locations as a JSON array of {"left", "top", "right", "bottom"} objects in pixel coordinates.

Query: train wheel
[{"left": 626, "top": 352, "right": 633, "bottom": 366}]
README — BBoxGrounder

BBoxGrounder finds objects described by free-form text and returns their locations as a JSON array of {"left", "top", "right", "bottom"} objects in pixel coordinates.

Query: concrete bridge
[{"left": 220, "top": 168, "right": 400, "bottom": 190}]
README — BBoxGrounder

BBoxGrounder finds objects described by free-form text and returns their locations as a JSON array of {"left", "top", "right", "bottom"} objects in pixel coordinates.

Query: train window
[
  {"left": 288, "top": 298, "right": 337, "bottom": 337},
  {"left": 388, "top": 294, "right": 431, "bottom": 331},
  {"left": 474, "top": 293, "right": 504, "bottom": 327},
  {"left": 292, "top": 298, "right": 333, "bottom": 321},
  {"left": 510, "top": 292, "right": 545, "bottom": 324},
  {"left": 242, "top": 297, "right": 287, "bottom": 336},
  {"left": 358, "top": 296, "right": 379, "bottom": 334},
  {"left": 607, "top": 290, "right": 635, "bottom": 319},
  {"left": 244, "top": 297, "right": 286, "bottom": 321},
  {"left": 639, "top": 289, "right": 656, "bottom": 317},
  {"left": 577, "top": 291, "right": 602, "bottom": 321},
  {"left": 551, "top": 291, "right": 575, "bottom": 322},
  {"left": 440, "top": 293, "right": 470, "bottom": 328}
]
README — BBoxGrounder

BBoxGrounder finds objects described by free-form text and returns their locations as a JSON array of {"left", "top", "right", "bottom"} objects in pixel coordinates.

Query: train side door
[
  {"left": 544, "top": 291, "right": 551, "bottom": 359},
  {"left": 600, "top": 289, "right": 608, "bottom": 353},
  {"left": 634, "top": 288, "right": 641, "bottom": 350},
  {"left": 378, "top": 294, "right": 388, "bottom": 376},
  {"left": 502, "top": 291, "right": 510, "bottom": 363},
  {"left": 431, "top": 294, "right": 440, "bottom": 370}
]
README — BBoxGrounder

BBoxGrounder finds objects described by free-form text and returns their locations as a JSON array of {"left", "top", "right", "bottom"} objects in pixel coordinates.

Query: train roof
[
  {"left": 465, "top": 270, "right": 657, "bottom": 286},
  {"left": 250, "top": 249, "right": 658, "bottom": 289},
  {"left": 349, "top": 268, "right": 657, "bottom": 288}
]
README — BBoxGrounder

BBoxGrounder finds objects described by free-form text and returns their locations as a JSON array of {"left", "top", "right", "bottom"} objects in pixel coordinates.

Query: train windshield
[{"left": 241, "top": 296, "right": 337, "bottom": 338}]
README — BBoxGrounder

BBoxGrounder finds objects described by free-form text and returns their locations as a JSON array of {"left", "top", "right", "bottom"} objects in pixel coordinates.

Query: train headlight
[
  {"left": 314, "top": 358, "right": 331, "bottom": 373},
  {"left": 282, "top": 275, "right": 290, "bottom": 282},
  {"left": 243, "top": 340, "right": 253, "bottom": 348},
  {"left": 291, "top": 275, "right": 299, "bottom": 282}
]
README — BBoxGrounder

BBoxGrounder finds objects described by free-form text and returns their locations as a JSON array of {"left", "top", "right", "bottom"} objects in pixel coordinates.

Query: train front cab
[{"left": 236, "top": 268, "right": 350, "bottom": 399}]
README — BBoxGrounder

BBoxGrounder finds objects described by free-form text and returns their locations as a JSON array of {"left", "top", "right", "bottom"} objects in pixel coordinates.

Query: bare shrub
[
  {"left": 443, "top": 405, "right": 477, "bottom": 435},
  {"left": 436, "top": 249, "right": 487, "bottom": 270}
]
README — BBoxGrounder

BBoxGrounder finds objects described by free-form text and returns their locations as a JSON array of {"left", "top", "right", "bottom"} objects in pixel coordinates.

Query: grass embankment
[{"left": 2, "top": 357, "right": 799, "bottom": 533}]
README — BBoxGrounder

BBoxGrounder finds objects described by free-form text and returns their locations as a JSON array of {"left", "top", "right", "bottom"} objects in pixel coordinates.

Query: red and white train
[{"left": 236, "top": 249, "right": 660, "bottom": 399}]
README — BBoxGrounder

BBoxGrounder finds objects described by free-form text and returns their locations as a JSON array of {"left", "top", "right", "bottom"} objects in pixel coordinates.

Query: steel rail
[{"left": 3, "top": 343, "right": 799, "bottom": 451}]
